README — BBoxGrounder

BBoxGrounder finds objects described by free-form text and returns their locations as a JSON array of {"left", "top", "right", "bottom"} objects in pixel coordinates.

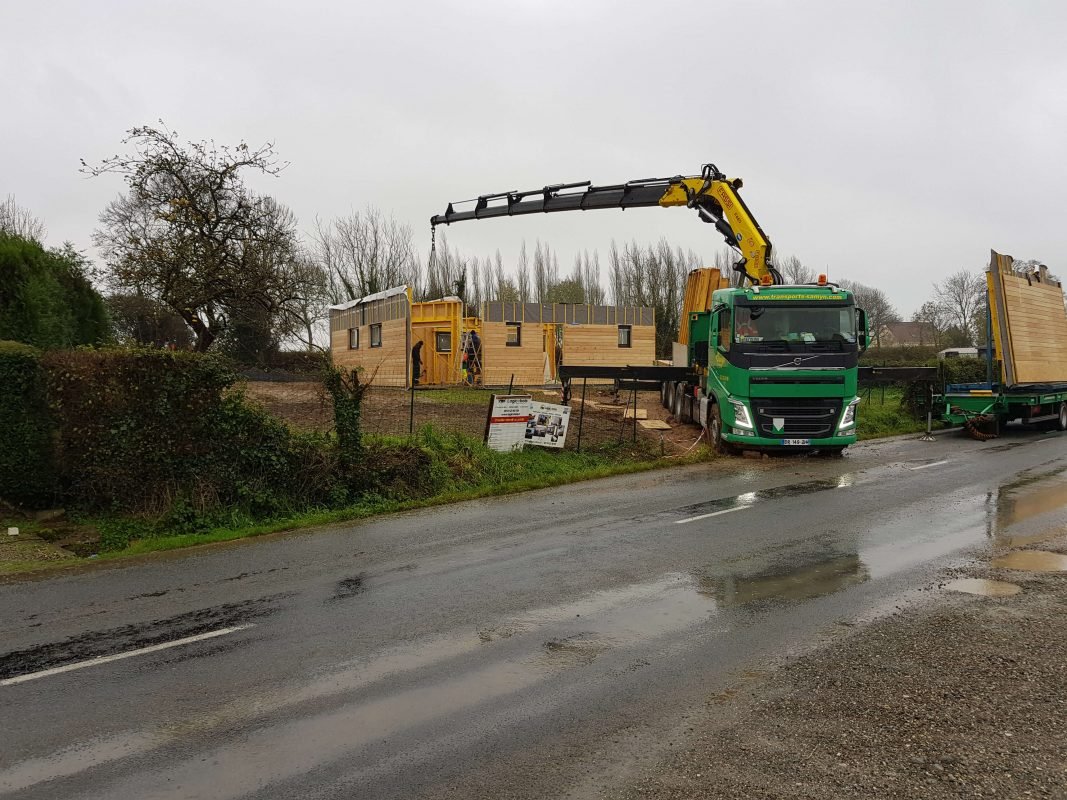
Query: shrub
[
  {"left": 0, "top": 234, "right": 109, "bottom": 349},
  {"left": 0, "top": 340, "right": 56, "bottom": 507}
]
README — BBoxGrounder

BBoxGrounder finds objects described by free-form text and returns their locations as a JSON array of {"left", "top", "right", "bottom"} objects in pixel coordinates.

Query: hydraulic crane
[{"left": 430, "top": 163, "right": 783, "bottom": 286}]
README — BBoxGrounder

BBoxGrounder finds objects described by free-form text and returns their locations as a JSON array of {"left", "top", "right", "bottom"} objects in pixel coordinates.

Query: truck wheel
[
  {"left": 1058, "top": 403, "right": 1067, "bottom": 432},
  {"left": 709, "top": 404, "right": 735, "bottom": 455},
  {"left": 661, "top": 381, "right": 670, "bottom": 409}
]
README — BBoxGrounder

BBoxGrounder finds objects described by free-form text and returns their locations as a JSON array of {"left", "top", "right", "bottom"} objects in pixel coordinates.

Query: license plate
[{"left": 782, "top": 438, "right": 811, "bottom": 446}]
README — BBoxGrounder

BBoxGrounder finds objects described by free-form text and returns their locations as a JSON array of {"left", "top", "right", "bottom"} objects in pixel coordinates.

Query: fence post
[
  {"left": 576, "top": 377, "right": 587, "bottom": 453},
  {"left": 409, "top": 382, "right": 416, "bottom": 437},
  {"left": 632, "top": 370, "right": 638, "bottom": 442}
]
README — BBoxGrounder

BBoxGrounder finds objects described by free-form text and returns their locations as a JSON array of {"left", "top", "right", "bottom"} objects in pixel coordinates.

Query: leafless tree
[
  {"left": 311, "top": 206, "right": 420, "bottom": 303},
  {"left": 912, "top": 301, "right": 950, "bottom": 347},
  {"left": 515, "top": 241, "right": 531, "bottom": 302},
  {"left": 0, "top": 195, "right": 46, "bottom": 242},
  {"left": 932, "top": 269, "right": 984, "bottom": 345},
  {"left": 838, "top": 279, "right": 900, "bottom": 347},
  {"left": 780, "top": 254, "right": 816, "bottom": 284},
  {"left": 85, "top": 124, "right": 309, "bottom": 352}
]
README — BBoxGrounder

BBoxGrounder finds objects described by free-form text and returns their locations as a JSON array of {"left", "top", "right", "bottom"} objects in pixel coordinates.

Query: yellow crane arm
[{"left": 430, "top": 164, "right": 779, "bottom": 286}]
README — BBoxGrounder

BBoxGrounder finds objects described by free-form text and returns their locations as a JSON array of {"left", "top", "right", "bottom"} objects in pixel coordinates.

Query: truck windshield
[{"left": 734, "top": 305, "right": 856, "bottom": 345}]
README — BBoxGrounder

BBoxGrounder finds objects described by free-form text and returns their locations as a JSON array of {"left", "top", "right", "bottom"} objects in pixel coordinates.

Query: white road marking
[
  {"left": 1, "top": 624, "right": 255, "bottom": 687},
  {"left": 908, "top": 459, "right": 950, "bottom": 471},
  {"left": 1037, "top": 437, "right": 1060, "bottom": 443},
  {"left": 674, "top": 506, "right": 749, "bottom": 525}
]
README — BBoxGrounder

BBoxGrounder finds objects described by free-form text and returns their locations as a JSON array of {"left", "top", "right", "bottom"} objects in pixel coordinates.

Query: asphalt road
[{"left": 4, "top": 428, "right": 1067, "bottom": 799}]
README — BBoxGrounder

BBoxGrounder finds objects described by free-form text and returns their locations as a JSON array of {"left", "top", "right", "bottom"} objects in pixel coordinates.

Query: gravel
[{"left": 619, "top": 537, "right": 1067, "bottom": 799}]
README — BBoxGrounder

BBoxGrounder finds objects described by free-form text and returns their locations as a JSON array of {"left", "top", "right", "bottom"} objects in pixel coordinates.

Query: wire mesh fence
[{"left": 240, "top": 367, "right": 693, "bottom": 457}]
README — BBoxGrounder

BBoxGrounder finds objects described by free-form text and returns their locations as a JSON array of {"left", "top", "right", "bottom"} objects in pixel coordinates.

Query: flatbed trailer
[{"left": 941, "top": 383, "right": 1067, "bottom": 438}]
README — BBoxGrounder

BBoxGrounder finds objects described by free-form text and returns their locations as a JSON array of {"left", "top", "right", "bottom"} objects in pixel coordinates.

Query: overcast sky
[{"left": 4, "top": 0, "right": 1066, "bottom": 315}]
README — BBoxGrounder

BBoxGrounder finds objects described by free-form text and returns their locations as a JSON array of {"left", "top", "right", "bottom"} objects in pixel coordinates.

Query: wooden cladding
[
  {"left": 482, "top": 301, "right": 653, "bottom": 327},
  {"left": 988, "top": 249, "right": 1067, "bottom": 386},
  {"left": 331, "top": 317, "right": 409, "bottom": 387},
  {"left": 330, "top": 293, "right": 409, "bottom": 332},
  {"left": 562, "top": 324, "right": 656, "bottom": 368}
]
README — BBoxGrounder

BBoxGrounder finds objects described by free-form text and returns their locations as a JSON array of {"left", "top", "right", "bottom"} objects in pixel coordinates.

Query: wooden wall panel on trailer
[
  {"left": 329, "top": 287, "right": 411, "bottom": 387},
  {"left": 988, "top": 249, "right": 1067, "bottom": 386},
  {"left": 480, "top": 320, "right": 545, "bottom": 386}
]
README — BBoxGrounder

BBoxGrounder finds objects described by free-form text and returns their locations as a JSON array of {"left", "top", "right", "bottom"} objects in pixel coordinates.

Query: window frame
[
  {"left": 617, "top": 324, "right": 632, "bottom": 348},
  {"left": 370, "top": 323, "right": 382, "bottom": 348},
  {"left": 435, "top": 330, "right": 452, "bottom": 353},
  {"left": 349, "top": 328, "right": 360, "bottom": 349},
  {"left": 505, "top": 322, "right": 521, "bottom": 347}
]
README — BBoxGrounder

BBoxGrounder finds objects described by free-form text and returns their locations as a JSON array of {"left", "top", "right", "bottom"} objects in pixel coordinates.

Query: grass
[
  {"left": 413, "top": 387, "right": 499, "bottom": 406},
  {"left": 855, "top": 387, "right": 934, "bottom": 440}
]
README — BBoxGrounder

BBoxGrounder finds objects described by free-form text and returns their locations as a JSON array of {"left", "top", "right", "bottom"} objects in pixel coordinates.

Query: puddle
[
  {"left": 991, "top": 550, "right": 1067, "bottom": 572},
  {"left": 993, "top": 473, "right": 1067, "bottom": 531},
  {"left": 697, "top": 552, "right": 868, "bottom": 607},
  {"left": 673, "top": 474, "right": 857, "bottom": 519},
  {"left": 944, "top": 578, "right": 1022, "bottom": 597}
]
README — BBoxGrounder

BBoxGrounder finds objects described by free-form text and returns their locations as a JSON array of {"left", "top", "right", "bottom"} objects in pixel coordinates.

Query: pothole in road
[
  {"left": 991, "top": 550, "right": 1067, "bottom": 572},
  {"left": 944, "top": 578, "right": 1022, "bottom": 597}
]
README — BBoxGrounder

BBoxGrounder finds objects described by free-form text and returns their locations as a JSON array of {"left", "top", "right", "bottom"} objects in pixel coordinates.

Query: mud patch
[
  {"left": 944, "top": 578, "right": 1022, "bottom": 597},
  {"left": 0, "top": 595, "right": 284, "bottom": 680},
  {"left": 991, "top": 549, "right": 1067, "bottom": 572}
]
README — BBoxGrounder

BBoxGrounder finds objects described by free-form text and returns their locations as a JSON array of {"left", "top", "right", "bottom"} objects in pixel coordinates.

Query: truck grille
[{"left": 752, "top": 397, "right": 842, "bottom": 439}]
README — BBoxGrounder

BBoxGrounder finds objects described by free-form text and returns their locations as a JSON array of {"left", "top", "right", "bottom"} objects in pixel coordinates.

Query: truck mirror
[{"left": 856, "top": 308, "right": 870, "bottom": 351}]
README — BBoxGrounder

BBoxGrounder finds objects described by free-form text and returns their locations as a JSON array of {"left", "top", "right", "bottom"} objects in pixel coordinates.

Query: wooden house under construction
[{"left": 329, "top": 286, "right": 655, "bottom": 388}]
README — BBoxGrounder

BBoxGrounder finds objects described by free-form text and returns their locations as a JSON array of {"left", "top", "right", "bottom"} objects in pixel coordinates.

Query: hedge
[{"left": 0, "top": 340, "right": 56, "bottom": 507}]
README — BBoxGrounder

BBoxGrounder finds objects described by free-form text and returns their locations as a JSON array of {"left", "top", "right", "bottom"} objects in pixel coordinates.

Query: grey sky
[{"left": 4, "top": 0, "right": 1066, "bottom": 316}]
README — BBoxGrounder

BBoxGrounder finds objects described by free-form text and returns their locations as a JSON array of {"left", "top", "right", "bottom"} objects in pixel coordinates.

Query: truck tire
[
  {"left": 709, "top": 404, "right": 735, "bottom": 455},
  {"left": 672, "top": 384, "right": 685, "bottom": 422},
  {"left": 1058, "top": 403, "right": 1067, "bottom": 432},
  {"left": 661, "top": 381, "right": 670, "bottom": 409}
]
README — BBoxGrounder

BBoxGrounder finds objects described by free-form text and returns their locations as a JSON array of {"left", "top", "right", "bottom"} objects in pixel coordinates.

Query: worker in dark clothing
[
  {"left": 464, "top": 330, "right": 482, "bottom": 385},
  {"left": 411, "top": 340, "right": 424, "bottom": 387}
]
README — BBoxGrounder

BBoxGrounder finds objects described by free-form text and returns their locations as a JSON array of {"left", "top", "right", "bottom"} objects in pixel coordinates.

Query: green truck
[{"left": 663, "top": 280, "right": 869, "bottom": 454}]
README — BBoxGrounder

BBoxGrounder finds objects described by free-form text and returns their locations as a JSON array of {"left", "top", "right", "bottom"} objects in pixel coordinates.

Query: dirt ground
[
  {"left": 616, "top": 535, "right": 1067, "bottom": 800},
  {"left": 240, "top": 381, "right": 704, "bottom": 456}
]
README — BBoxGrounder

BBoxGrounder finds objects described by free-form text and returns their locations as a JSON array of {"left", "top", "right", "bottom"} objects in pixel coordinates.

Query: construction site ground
[{"left": 241, "top": 381, "right": 704, "bottom": 455}]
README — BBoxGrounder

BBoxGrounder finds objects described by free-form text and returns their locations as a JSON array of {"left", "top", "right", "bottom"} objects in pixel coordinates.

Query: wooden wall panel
[
  {"left": 562, "top": 325, "right": 656, "bottom": 367},
  {"left": 331, "top": 318, "right": 410, "bottom": 387},
  {"left": 481, "top": 321, "right": 545, "bottom": 386},
  {"left": 991, "top": 253, "right": 1067, "bottom": 385}
]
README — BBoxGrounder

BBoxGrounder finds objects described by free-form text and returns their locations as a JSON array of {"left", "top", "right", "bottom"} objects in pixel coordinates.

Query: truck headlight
[
  {"left": 729, "top": 398, "right": 754, "bottom": 429},
  {"left": 838, "top": 398, "right": 860, "bottom": 431}
]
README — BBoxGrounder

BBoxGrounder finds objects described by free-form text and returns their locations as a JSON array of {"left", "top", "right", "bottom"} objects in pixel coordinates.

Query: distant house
[{"left": 878, "top": 321, "right": 938, "bottom": 347}]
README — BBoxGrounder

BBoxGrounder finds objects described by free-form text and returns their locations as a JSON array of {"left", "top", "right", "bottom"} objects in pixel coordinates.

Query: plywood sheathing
[
  {"left": 639, "top": 419, "right": 672, "bottom": 430},
  {"left": 988, "top": 249, "right": 1067, "bottom": 386},
  {"left": 622, "top": 408, "right": 648, "bottom": 419}
]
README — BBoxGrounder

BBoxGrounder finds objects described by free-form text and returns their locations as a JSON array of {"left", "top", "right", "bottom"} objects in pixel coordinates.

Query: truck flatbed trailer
[{"left": 941, "top": 382, "right": 1067, "bottom": 437}]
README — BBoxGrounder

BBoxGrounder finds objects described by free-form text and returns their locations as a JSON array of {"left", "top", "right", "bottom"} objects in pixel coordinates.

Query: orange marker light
[
  {"left": 760, "top": 274, "right": 773, "bottom": 286},
  {"left": 817, "top": 273, "right": 827, "bottom": 285}
]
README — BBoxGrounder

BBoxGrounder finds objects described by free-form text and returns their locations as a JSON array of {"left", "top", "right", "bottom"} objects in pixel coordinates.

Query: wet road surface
[{"left": 4, "top": 429, "right": 1067, "bottom": 798}]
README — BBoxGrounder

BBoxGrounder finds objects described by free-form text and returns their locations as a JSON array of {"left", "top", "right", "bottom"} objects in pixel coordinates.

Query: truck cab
[{"left": 689, "top": 283, "right": 868, "bottom": 453}]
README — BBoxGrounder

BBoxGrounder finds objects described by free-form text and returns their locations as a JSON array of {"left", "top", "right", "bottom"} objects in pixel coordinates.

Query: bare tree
[
  {"left": 838, "top": 279, "right": 900, "bottom": 347},
  {"left": 515, "top": 241, "right": 531, "bottom": 302},
  {"left": 932, "top": 269, "right": 984, "bottom": 345},
  {"left": 85, "top": 124, "right": 308, "bottom": 352},
  {"left": 913, "top": 301, "right": 949, "bottom": 347},
  {"left": 780, "top": 254, "right": 816, "bottom": 284},
  {"left": 312, "top": 206, "right": 419, "bottom": 303},
  {"left": 0, "top": 195, "right": 46, "bottom": 242}
]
